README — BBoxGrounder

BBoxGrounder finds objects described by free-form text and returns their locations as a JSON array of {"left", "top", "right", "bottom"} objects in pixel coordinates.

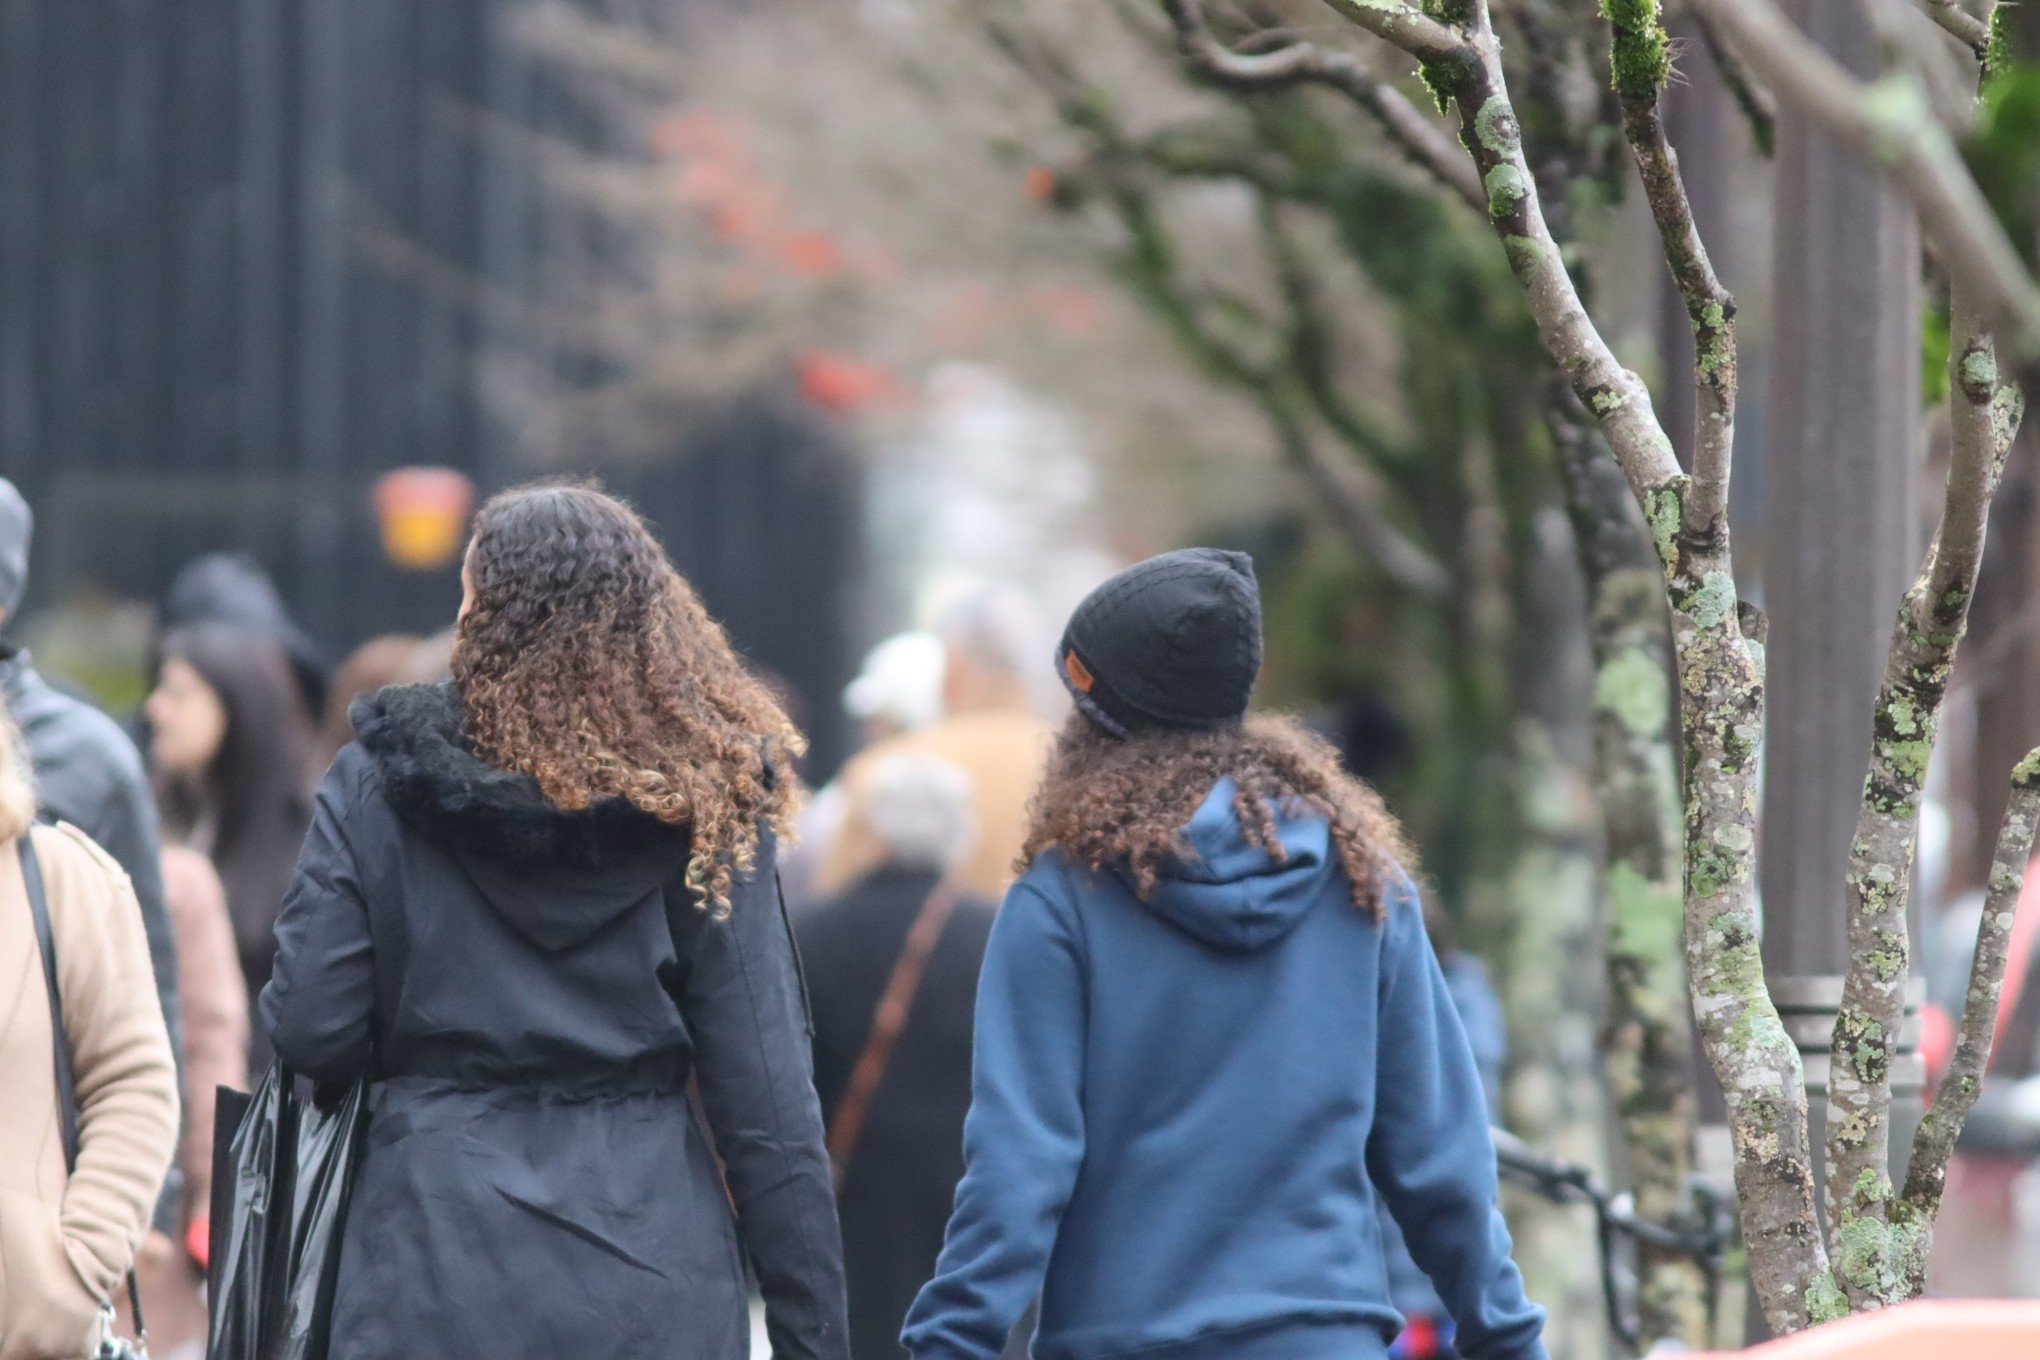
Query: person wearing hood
[
  {"left": 902, "top": 549, "right": 1546, "bottom": 1360},
  {"left": 159, "top": 552, "right": 329, "bottom": 720},
  {"left": 259, "top": 483, "right": 848, "bottom": 1360},
  {"left": 0, "top": 479, "right": 184, "bottom": 1131}
]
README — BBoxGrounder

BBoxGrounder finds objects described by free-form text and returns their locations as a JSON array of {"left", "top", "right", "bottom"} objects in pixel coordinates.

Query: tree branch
[
  {"left": 1820, "top": 276, "right": 2025, "bottom": 1299},
  {"left": 1913, "top": 0, "right": 1991, "bottom": 58},
  {"left": 1686, "top": 2, "right": 1780, "bottom": 156},
  {"left": 1160, "top": 0, "right": 1488, "bottom": 213},
  {"left": 1607, "top": 5, "right": 1739, "bottom": 540},
  {"left": 1314, "top": 0, "right": 1828, "bottom": 1326},
  {"left": 1317, "top": 0, "right": 1473, "bottom": 66},
  {"left": 984, "top": 18, "right": 1456, "bottom": 601},
  {"left": 1689, "top": 0, "right": 2040, "bottom": 371},
  {"left": 1901, "top": 751, "right": 2040, "bottom": 1238},
  {"left": 1551, "top": 380, "right": 1709, "bottom": 1349}
]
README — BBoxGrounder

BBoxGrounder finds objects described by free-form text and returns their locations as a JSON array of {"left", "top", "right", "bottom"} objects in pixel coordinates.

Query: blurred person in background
[
  {"left": 395, "top": 626, "right": 456, "bottom": 686},
  {"left": 797, "top": 754, "right": 999, "bottom": 1360},
  {"left": 147, "top": 622, "right": 315, "bottom": 1067},
  {"left": 160, "top": 553, "right": 328, "bottom": 722},
  {"left": 814, "top": 585, "right": 1052, "bottom": 902},
  {"left": 0, "top": 478, "right": 184, "bottom": 1091},
  {"left": 786, "top": 632, "right": 946, "bottom": 906},
  {"left": 318, "top": 634, "right": 425, "bottom": 769},
  {"left": 259, "top": 483, "right": 847, "bottom": 1359},
  {"left": 131, "top": 843, "right": 248, "bottom": 1355},
  {"left": 843, "top": 632, "right": 947, "bottom": 749},
  {"left": 0, "top": 697, "right": 179, "bottom": 1360},
  {"left": 904, "top": 550, "right": 1545, "bottom": 1360}
]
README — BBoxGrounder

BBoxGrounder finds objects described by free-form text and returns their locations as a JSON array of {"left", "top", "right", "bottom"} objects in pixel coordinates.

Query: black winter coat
[
  {"left": 797, "top": 866, "right": 996, "bottom": 1360},
  {"left": 259, "top": 683, "right": 849, "bottom": 1360}
]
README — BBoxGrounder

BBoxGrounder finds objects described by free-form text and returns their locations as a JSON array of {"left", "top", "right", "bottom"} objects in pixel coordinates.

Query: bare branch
[
  {"left": 1822, "top": 277, "right": 2026, "bottom": 1293},
  {"left": 1902, "top": 750, "right": 2040, "bottom": 1237},
  {"left": 1313, "top": 0, "right": 1826, "bottom": 1324},
  {"left": 1913, "top": 0, "right": 1992, "bottom": 58},
  {"left": 1607, "top": 20, "right": 1739, "bottom": 539},
  {"left": 1689, "top": 0, "right": 2040, "bottom": 369},
  {"left": 1267, "top": 401, "right": 1457, "bottom": 598},
  {"left": 1159, "top": 0, "right": 1488, "bottom": 213},
  {"left": 1316, "top": 0, "right": 1473, "bottom": 66},
  {"left": 982, "top": 18, "right": 1456, "bottom": 600},
  {"left": 1686, "top": 2, "right": 1780, "bottom": 156}
]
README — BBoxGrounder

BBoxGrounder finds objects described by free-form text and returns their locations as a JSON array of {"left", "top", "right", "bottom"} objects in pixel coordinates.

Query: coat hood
[
  {"left": 351, "top": 682, "right": 686, "bottom": 951},
  {"left": 1139, "top": 777, "right": 1333, "bottom": 953}
]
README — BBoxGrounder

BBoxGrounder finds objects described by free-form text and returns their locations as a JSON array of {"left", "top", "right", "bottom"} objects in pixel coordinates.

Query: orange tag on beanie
[{"left": 1063, "top": 650, "right": 1095, "bottom": 693}]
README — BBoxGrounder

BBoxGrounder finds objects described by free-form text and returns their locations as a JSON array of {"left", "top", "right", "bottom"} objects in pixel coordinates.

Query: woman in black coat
[{"left": 259, "top": 483, "right": 849, "bottom": 1360}]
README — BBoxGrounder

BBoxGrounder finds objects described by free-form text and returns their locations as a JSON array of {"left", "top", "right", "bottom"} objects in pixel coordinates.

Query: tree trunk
[{"left": 1553, "top": 392, "right": 1710, "bottom": 1348}]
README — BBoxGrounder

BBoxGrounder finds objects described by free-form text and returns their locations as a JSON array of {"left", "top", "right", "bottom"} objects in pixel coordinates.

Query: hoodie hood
[
  {"left": 351, "top": 682, "right": 686, "bottom": 952},
  {"left": 1140, "top": 777, "right": 1334, "bottom": 953}
]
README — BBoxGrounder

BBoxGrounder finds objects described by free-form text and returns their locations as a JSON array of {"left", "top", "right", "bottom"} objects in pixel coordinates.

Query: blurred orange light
[{"left": 373, "top": 467, "right": 474, "bottom": 572}]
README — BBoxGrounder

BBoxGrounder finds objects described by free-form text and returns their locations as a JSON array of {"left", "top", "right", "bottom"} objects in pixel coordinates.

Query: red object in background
[
  {"left": 776, "top": 230, "right": 845, "bottom": 279},
  {"left": 372, "top": 467, "right": 475, "bottom": 572},
  {"left": 185, "top": 1214, "right": 209, "bottom": 1270},
  {"left": 1023, "top": 165, "right": 1057, "bottom": 203},
  {"left": 795, "top": 351, "right": 904, "bottom": 416},
  {"left": 1390, "top": 1314, "right": 1443, "bottom": 1359}
]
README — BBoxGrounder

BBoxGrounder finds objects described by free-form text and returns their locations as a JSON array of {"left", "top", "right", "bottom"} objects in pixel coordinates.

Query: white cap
[{"left": 843, "top": 631, "right": 945, "bottom": 732}]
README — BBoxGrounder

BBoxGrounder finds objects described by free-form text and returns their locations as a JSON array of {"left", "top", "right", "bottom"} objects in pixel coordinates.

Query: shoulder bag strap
[
  {"left": 21, "top": 830, "right": 149, "bottom": 1341},
  {"left": 22, "top": 832, "right": 81, "bottom": 1165},
  {"left": 825, "top": 878, "right": 962, "bottom": 1190}
]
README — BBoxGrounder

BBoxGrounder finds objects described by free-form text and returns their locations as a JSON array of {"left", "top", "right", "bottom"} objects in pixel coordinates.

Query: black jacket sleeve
[
  {"left": 259, "top": 757, "right": 377, "bottom": 1087},
  {"left": 671, "top": 828, "right": 850, "bottom": 1360}
]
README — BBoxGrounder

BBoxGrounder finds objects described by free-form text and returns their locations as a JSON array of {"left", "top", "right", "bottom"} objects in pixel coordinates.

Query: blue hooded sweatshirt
[{"left": 902, "top": 780, "right": 1547, "bottom": 1360}]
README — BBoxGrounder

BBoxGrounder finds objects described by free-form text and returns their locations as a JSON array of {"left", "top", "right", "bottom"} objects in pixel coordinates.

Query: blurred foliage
[
  {"left": 1966, "top": 61, "right": 2040, "bottom": 269},
  {"left": 1922, "top": 300, "right": 1952, "bottom": 410}
]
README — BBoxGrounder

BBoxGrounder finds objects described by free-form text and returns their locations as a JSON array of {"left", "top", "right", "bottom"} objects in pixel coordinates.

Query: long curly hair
[
  {"left": 1021, "top": 712, "right": 1412, "bottom": 918},
  {"left": 452, "top": 482, "right": 804, "bottom": 911}
]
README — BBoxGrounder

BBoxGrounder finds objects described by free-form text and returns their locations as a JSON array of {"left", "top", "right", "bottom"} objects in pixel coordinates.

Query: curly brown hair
[
  {"left": 452, "top": 481, "right": 804, "bottom": 912},
  {"left": 1021, "top": 712, "right": 1413, "bottom": 918}
]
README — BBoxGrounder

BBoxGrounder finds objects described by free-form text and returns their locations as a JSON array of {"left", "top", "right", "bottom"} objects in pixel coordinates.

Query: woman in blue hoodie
[{"left": 902, "top": 549, "right": 1547, "bottom": 1360}]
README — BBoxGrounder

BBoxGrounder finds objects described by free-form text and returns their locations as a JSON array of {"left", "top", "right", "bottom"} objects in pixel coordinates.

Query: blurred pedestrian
[
  {"left": 317, "top": 634, "right": 425, "bottom": 768},
  {"left": 0, "top": 477, "right": 185, "bottom": 1094},
  {"left": 815, "top": 586, "right": 1051, "bottom": 902},
  {"left": 146, "top": 622, "right": 315, "bottom": 1064},
  {"left": 0, "top": 697, "right": 179, "bottom": 1360},
  {"left": 843, "top": 632, "right": 947, "bottom": 748},
  {"left": 785, "top": 632, "right": 947, "bottom": 907},
  {"left": 797, "top": 754, "right": 995, "bottom": 1360},
  {"left": 260, "top": 482, "right": 848, "bottom": 1360},
  {"left": 160, "top": 553, "right": 328, "bottom": 720},
  {"left": 904, "top": 549, "right": 1547, "bottom": 1360}
]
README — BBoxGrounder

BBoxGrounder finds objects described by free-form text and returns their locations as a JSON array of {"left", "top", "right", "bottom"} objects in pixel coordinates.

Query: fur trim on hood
[{"left": 350, "top": 682, "right": 684, "bottom": 873}]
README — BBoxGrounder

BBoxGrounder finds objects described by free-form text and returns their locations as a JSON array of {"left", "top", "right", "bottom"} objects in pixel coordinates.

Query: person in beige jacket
[
  {"left": 813, "top": 586, "right": 1054, "bottom": 903},
  {"left": 0, "top": 703, "right": 179, "bottom": 1360}
]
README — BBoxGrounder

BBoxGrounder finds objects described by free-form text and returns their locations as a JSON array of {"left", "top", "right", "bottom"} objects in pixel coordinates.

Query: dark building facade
[{"left": 0, "top": 1, "right": 861, "bottom": 772}]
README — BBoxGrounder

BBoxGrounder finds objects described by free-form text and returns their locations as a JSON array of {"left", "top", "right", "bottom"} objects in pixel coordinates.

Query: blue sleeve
[
  {"left": 259, "top": 762, "right": 375, "bottom": 1086},
  {"left": 1368, "top": 878, "right": 1546, "bottom": 1360},
  {"left": 902, "top": 879, "right": 1087, "bottom": 1360}
]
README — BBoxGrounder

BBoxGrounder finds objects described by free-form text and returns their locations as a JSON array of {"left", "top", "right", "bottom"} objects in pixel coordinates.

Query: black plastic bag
[{"left": 206, "top": 1066, "right": 369, "bottom": 1360}]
